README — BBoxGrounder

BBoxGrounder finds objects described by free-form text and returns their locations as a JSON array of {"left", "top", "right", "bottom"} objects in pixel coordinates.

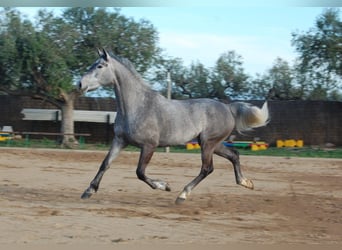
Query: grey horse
[{"left": 79, "top": 49, "right": 269, "bottom": 204}]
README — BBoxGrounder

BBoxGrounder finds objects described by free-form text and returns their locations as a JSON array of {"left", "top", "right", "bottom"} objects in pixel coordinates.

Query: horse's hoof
[
  {"left": 175, "top": 190, "right": 189, "bottom": 204},
  {"left": 175, "top": 197, "right": 186, "bottom": 205},
  {"left": 240, "top": 178, "right": 254, "bottom": 190},
  {"left": 81, "top": 187, "right": 94, "bottom": 199},
  {"left": 81, "top": 191, "right": 92, "bottom": 199}
]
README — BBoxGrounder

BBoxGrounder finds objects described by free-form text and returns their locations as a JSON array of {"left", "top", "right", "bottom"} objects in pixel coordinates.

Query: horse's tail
[{"left": 229, "top": 101, "right": 270, "bottom": 134}]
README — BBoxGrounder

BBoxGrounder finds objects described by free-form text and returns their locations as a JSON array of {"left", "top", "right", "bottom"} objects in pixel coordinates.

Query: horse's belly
[{"left": 158, "top": 124, "right": 200, "bottom": 146}]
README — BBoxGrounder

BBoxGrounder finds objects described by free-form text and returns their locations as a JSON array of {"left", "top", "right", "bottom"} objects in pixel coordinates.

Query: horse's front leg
[
  {"left": 136, "top": 145, "right": 171, "bottom": 192},
  {"left": 81, "top": 137, "right": 127, "bottom": 199}
]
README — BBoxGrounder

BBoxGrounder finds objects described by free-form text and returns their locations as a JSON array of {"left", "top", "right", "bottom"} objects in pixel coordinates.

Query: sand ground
[{"left": 0, "top": 147, "right": 341, "bottom": 246}]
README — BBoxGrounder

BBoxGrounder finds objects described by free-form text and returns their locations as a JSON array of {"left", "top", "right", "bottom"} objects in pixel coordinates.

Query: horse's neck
[{"left": 112, "top": 65, "right": 156, "bottom": 117}]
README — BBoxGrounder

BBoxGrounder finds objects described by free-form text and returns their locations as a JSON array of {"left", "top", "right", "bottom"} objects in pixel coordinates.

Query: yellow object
[
  {"left": 276, "top": 140, "right": 284, "bottom": 148},
  {"left": 0, "top": 133, "right": 11, "bottom": 141},
  {"left": 285, "top": 139, "right": 296, "bottom": 147},
  {"left": 194, "top": 143, "right": 201, "bottom": 149},
  {"left": 251, "top": 144, "right": 259, "bottom": 151},
  {"left": 186, "top": 143, "right": 194, "bottom": 150},
  {"left": 277, "top": 139, "right": 304, "bottom": 148},
  {"left": 296, "top": 140, "right": 304, "bottom": 147},
  {"left": 259, "top": 144, "right": 267, "bottom": 150},
  {"left": 254, "top": 141, "right": 266, "bottom": 145}
]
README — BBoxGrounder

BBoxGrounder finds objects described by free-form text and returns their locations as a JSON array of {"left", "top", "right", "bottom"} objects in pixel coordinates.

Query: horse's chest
[{"left": 115, "top": 117, "right": 159, "bottom": 143}]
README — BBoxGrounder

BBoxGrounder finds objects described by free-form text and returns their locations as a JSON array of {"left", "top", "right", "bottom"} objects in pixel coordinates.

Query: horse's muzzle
[{"left": 78, "top": 81, "right": 88, "bottom": 93}]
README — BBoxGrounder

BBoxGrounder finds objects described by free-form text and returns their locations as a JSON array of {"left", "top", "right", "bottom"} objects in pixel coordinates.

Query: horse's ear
[
  {"left": 97, "top": 48, "right": 103, "bottom": 57},
  {"left": 102, "top": 48, "right": 109, "bottom": 61}
]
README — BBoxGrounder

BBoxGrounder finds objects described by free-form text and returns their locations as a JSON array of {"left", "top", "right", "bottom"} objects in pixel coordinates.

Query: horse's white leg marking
[
  {"left": 151, "top": 179, "right": 171, "bottom": 191},
  {"left": 178, "top": 190, "right": 189, "bottom": 200},
  {"left": 175, "top": 189, "right": 191, "bottom": 204},
  {"left": 239, "top": 178, "right": 254, "bottom": 190}
]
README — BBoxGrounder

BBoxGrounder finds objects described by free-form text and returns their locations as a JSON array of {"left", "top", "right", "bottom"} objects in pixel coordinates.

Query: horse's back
[
  {"left": 156, "top": 98, "right": 234, "bottom": 146},
  {"left": 176, "top": 98, "right": 233, "bottom": 124}
]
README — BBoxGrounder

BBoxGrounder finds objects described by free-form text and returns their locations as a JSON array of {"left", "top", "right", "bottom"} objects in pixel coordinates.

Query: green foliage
[
  {"left": 153, "top": 9, "right": 341, "bottom": 102},
  {"left": 238, "top": 147, "right": 342, "bottom": 158},
  {"left": 0, "top": 7, "right": 340, "bottom": 103},
  {"left": 0, "top": 7, "right": 160, "bottom": 103},
  {"left": 153, "top": 50, "right": 249, "bottom": 100},
  {"left": 292, "top": 8, "right": 342, "bottom": 100},
  {"left": 0, "top": 8, "right": 73, "bottom": 99},
  {"left": 182, "top": 61, "right": 212, "bottom": 98},
  {"left": 62, "top": 7, "right": 160, "bottom": 75},
  {"left": 213, "top": 51, "right": 249, "bottom": 99},
  {"left": 251, "top": 58, "right": 303, "bottom": 100}
]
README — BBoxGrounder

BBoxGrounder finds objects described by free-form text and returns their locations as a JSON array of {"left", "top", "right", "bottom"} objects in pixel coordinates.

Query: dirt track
[{"left": 0, "top": 147, "right": 341, "bottom": 245}]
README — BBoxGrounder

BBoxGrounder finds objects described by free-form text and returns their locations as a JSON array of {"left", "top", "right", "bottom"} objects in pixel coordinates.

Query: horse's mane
[
  {"left": 109, "top": 52, "right": 143, "bottom": 80},
  {"left": 108, "top": 52, "right": 156, "bottom": 92}
]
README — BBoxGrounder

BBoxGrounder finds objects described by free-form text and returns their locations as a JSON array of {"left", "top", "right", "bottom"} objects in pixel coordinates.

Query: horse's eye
[{"left": 97, "top": 63, "right": 108, "bottom": 69}]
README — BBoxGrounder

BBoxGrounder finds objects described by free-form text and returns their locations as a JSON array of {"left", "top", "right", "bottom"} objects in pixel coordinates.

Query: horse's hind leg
[
  {"left": 136, "top": 145, "right": 171, "bottom": 191},
  {"left": 176, "top": 141, "right": 215, "bottom": 204},
  {"left": 81, "top": 137, "right": 127, "bottom": 199},
  {"left": 214, "top": 143, "right": 254, "bottom": 189}
]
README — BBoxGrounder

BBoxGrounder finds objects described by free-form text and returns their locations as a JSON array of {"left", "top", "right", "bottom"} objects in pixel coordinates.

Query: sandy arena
[{"left": 0, "top": 147, "right": 341, "bottom": 245}]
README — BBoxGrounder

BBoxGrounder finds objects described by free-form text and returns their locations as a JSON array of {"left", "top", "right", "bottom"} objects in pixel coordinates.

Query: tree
[
  {"left": 62, "top": 7, "right": 160, "bottom": 75},
  {"left": 150, "top": 55, "right": 191, "bottom": 99},
  {"left": 211, "top": 51, "right": 249, "bottom": 100},
  {"left": 250, "top": 58, "right": 303, "bottom": 100},
  {"left": 292, "top": 8, "right": 342, "bottom": 100},
  {"left": 153, "top": 50, "right": 249, "bottom": 101},
  {"left": 150, "top": 53, "right": 216, "bottom": 99},
  {"left": 0, "top": 7, "right": 161, "bottom": 147},
  {"left": 249, "top": 73, "right": 273, "bottom": 100},
  {"left": 0, "top": 8, "right": 79, "bottom": 147},
  {"left": 178, "top": 61, "right": 213, "bottom": 99}
]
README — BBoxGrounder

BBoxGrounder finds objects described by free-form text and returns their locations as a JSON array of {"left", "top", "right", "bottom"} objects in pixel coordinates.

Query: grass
[
  {"left": 1, "top": 138, "right": 341, "bottom": 159},
  {"left": 237, "top": 146, "right": 342, "bottom": 158}
]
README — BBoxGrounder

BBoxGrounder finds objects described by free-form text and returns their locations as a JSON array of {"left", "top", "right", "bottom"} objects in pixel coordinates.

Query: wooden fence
[
  {"left": 21, "top": 109, "right": 117, "bottom": 123},
  {"left": 0, "top": 96, "right": 341, "bottom": 145}
]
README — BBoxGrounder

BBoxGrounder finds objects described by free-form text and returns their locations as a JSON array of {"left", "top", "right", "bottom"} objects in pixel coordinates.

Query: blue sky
[
  {"left": 16, "top": 6, "right": 340, "bottom": 75},
  {"left": 120, "top": 7, "right": 330, "bottom": 75}
]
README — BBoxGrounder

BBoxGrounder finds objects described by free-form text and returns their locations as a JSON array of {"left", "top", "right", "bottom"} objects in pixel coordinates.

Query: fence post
[
  {"left": 25, "top": 134, "right": 30, "bottom": 147},
  {"left": 55, "top": 111, "right": 59, "bottom": 123},
  {"left": 79, "top": 136, "right": 85, "bottom": 149},
  {"left": 165, "top": 69, "right": 172, "bottom": 153}
]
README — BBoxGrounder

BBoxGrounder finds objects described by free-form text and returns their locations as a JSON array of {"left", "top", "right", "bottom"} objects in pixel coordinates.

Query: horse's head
[{"left": 79, "top": 49, "right": 114, "bottom": 93}]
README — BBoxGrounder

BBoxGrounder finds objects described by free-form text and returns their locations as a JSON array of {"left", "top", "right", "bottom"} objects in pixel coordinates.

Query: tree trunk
[{"left": 60, "top": 90, "right": 79, "bottom": 148}]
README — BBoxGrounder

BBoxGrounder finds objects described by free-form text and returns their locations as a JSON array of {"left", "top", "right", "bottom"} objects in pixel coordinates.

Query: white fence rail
[{"left": 21, "top": 109, "right": 117, "bottom": 123}]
